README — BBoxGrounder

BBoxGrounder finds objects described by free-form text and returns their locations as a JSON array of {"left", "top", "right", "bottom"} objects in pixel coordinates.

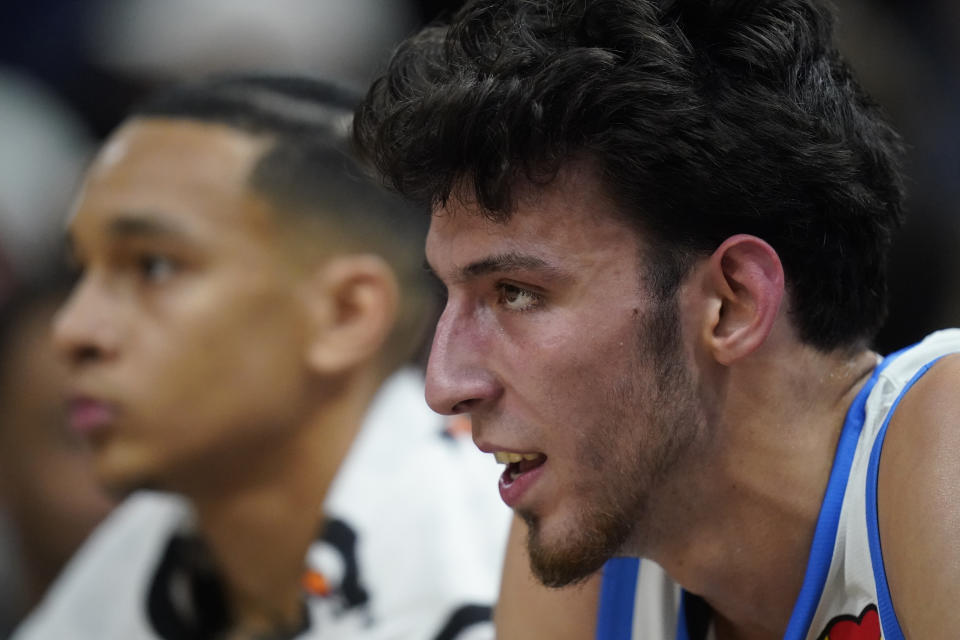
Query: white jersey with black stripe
[{"left": 596, "top": 330, "right": 960, "bottom": 640}]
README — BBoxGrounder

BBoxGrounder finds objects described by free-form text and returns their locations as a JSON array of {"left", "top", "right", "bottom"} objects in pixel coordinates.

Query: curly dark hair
[{"left": 354, "top": 0, "right": 906, "bottom": 351}]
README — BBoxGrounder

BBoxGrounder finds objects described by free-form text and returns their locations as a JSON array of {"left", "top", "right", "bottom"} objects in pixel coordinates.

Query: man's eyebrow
[
  {"left": 63, "top": 212, "right": 191, "bottom": 265},
  {"left": 461, "top": 253, "right": 550, "bottom": 278},
  {"left": 107, "top": 213, "right": 188, "bottom": 239},
  {"left": 424, "top": 252, "right": 571, "bottom": 285},
  {"left": 454, "top": 252, "right": 570, "bottom": 284}
]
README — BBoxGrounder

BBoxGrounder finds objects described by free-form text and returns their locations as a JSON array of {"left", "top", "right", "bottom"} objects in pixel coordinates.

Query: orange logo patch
[
  {"left": 301, "top": 569, "right": 331, "bottom": 597},
  {"left": 444, "top": 414, "right": 473, "bottom": 438}
]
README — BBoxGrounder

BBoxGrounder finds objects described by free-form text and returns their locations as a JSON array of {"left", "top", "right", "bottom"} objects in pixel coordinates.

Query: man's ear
[
  {"left": 701, "top": 234, "right": 784, "bottom": 365},
  {"left": 302, "top": 254, "right": 399, "bottom": 375}
]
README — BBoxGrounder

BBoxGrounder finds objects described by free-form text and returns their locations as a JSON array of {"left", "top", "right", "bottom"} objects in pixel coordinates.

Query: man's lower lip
[
  {"left": 498, "top": 462, "right": 545, "bottom": 508},
  {"left": 67, "top": 402, "right": 116, "bottom": 437}
]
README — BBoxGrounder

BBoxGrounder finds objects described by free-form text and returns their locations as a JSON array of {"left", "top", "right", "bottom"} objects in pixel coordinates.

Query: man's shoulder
[
  {"left": 71, "top": 491, "right": 190, "bottom": 570},
  {"left": 875, "top": 329, "right": 960, "bottom": 386},
  {"left": 10, "top": 492, "right": 188, "bottom": 640},
  {"left": 876, "top": 333, "right": 960, "bottom": 638}
]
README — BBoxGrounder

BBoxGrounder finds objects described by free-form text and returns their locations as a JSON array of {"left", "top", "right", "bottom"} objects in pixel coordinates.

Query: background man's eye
[{"left": 140, "top": 256, "right": 177, "bottom": 282}]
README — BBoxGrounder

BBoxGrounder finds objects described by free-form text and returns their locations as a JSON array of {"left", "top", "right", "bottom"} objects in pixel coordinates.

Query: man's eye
[
  {"left": 139, "top": 255, "right": 178, "bottom": 283},
  {"left": 497, "top": 283, "right": 542, "bottom": 312}
]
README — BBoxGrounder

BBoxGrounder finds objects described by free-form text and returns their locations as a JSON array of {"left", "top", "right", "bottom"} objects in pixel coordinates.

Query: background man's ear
[
  {"left": 302, "top": 254, "right": 399, "bottom": 375},
  {"left": 701, "top": 234, "right": 785, "bottom": 365}
]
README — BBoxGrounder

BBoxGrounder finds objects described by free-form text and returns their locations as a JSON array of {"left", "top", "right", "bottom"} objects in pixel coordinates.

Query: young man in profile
[
  {"left": 14, "top": 75, "right": 509, "bottom": 640},
  {"left": 353, "top": 0, "right": 960, "bottom": 638}
]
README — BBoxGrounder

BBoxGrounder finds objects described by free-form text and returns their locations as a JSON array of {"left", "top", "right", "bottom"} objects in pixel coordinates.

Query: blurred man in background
[{"left": 13, "top": 74, "right": 509, "bottom": 640}]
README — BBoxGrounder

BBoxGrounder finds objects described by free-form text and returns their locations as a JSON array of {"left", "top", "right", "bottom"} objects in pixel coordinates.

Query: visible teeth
[{"left": 493, "top": 451, "right": 540, "bottom": 464}]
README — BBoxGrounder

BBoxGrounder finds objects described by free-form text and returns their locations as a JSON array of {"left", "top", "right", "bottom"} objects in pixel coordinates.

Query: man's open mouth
[{"left": 493, "top": 451, "right": 547, "bottom": 484}]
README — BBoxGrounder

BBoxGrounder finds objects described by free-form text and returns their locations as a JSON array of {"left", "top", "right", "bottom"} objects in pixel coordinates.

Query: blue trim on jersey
[
  {"left": 676, "top": 590, "right": 692, "bottom": 640},
  {"left": 865, "top": 355, "right": 945, "bottom": 640},
  {"left": 596, "top": 557, "right": 640, "bottom": 640},
  {"left": 593, "top": 348, "right": 921, "bottom": 640},
  {"left": 782, "top": 353, "right": 895, "bottom": 640}
]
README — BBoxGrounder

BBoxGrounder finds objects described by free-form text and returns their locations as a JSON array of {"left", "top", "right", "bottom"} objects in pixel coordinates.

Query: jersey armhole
[{"left": 865, "top": 355, "right": 948, "bottom": 640}]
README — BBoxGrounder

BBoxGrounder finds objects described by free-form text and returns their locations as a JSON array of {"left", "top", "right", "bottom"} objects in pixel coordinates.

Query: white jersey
[
  {"left": 596, "top": 330, "right": 960, "bottom": 640},
  {"left": 13, "top": 369, "right": 511, "bottom": 640}
]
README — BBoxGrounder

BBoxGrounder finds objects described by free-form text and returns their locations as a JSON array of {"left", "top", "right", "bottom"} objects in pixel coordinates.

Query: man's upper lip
[
  {"left": 474, "top": 439, "right": 501, "bottom": 454},
  {"left": 65, "top": 391, "right": 118, "bottom": 414},
  {"left": 474, "top": 440, "right": 542, "bottom": 455},
  {"left": 66, "top": 386, "right": 113, "bottom": 404}
]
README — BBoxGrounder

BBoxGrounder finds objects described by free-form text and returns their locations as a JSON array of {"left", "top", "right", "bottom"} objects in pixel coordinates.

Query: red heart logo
[{"left": 819, "top": 604, "right": 881, "bottom": 640}]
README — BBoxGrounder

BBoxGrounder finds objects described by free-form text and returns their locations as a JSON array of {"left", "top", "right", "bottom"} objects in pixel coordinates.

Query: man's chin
[
  {"left": 521, "top": 511, "right": 613, "bottom": 588},
  {"left": 94, "top": 465, "right": 159, "bottom": 501}
]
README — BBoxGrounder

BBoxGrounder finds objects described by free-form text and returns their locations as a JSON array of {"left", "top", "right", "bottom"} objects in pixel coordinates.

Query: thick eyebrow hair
[
  {"left": 107, "top": 213, "right": 188, "bottom": 239},
  {"left": 461, "top": 253, "right": 550, "bottom": 278},
  {"left": 437, "top": 252, "right": 571, "bottom": 285},
  {"left": 424, "top": 252, "right": 572, "bottom": 287}
]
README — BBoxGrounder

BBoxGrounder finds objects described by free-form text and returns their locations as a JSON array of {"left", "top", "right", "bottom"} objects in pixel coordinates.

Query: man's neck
[
  {"left": 184, "top": 371, "right": 379, "bottom": 637},
  {"left": 646, "top": 341, "right": 879, "bottom": 638},
  {"left": 192, "top": 469, "right": 326, "bottom": 636}
]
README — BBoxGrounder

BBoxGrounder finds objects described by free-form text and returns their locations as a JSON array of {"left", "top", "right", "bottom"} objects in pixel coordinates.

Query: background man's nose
[{"left": 51, "top": 278, "right": 118, "bottom": 368}]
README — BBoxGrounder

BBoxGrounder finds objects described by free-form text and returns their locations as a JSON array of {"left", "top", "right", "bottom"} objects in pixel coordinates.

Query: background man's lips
[{"left": 66, "top": 397, "right": 117, "bottom": 437}]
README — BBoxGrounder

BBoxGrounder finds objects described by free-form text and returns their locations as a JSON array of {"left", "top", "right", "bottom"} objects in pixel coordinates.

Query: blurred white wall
[
  {"left": 0, "top": 68, "right": 93, "bottom": 283},
  {"left": 87, "top": 0, "right": 419, "bottom": 90}
]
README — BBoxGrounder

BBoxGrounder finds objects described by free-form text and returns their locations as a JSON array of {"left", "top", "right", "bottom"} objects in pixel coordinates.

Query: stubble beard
[{"left": 521, "top": 294, "right": 705, "bottom": 588}]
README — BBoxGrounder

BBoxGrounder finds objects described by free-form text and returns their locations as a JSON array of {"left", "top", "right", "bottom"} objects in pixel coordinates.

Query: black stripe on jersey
[
  {"left": 432, "top": 604, "right": 493, "bottom": 640},
  {"left": 683, "top": 591, "right": 712, "bottom": 640}
]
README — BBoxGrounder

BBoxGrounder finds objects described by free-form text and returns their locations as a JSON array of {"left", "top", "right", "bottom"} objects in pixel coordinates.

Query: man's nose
[
  {"left": 424, "top": 303, "right": 501, "bottom": 415},
  {"left": 52, "top": 274, "right": 119, "bottom": 368}
]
